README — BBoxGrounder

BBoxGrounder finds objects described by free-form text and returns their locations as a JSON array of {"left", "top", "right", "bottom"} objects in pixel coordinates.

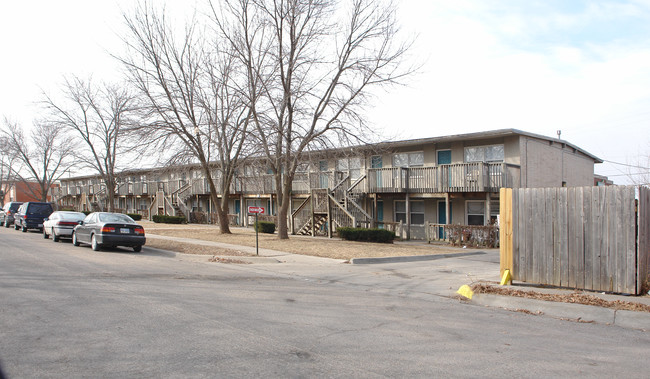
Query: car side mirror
[{"left": 78, "top": 221, "right": 84, "bottom": 225}]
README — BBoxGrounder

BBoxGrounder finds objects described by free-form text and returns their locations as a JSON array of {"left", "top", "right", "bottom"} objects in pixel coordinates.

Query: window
[
  {"left": 464, "top": 145, "right": 504, "bottom": 163},
  {"left": 395, "top": 200, "right": 425, "bottom": 225},
  {"left": 337, "top": 157, "right": 362, "bottom": 180},
  {"left": 466, "top": 201, "right": 485, "bottom": 225},
  {"left": 392, "top": 152, "right": 424, "bottom": 167}
]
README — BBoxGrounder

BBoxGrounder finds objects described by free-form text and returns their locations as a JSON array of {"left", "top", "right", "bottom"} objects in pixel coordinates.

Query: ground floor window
[
  {"left": 395, "top": 200, "right": 425, "bottom": 225},
  {"left": 466, "top": 201, "right": 485, "bottom": 225}
]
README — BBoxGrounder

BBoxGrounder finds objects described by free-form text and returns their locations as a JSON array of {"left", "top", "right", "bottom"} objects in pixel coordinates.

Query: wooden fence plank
[
  {"left": 517, "top": 188, "right": 527, "bottom": 282},
  {"left": 525, "top": 189, "right": 535, "bottom": 282},
  {"left": 623, "top": 187, "right": 635, "bottom": 294},
  {"left": 499, "top": 188, "right": 513, "bottom": 277},
  {"left": 583, "top": 187, "right": 593, "bottom": 291},
  {"left": 640, "top": 187, "right": 650, "bottom": 293},
  {"left": 605, "top": 187, "right": 616, "bottom": 291},
  {"left": 567, "top": 187, "right": 577, "bottom": 288},
  {"left": 532, "top": 189, "right": 544, "bottom": 284},
  {"left": 551, "top": 188, "right": 561, "bottom": 286},
  {"left": 614, "top": 188, "right": 625, "bottom": 293},
  {"left": 575, "top": 188, "right": 585, "bottom": 290},
  {"left": 511, "top": 189, "right": 520, "bottom": 280},
  {"left": 559, "top": 188, "right": 569, "bottom": 287},
  {"left": 591, "top": 187, "right": 602, "bottom": 292},
  {"left": 544, "top": 188, "right": 554, "bottom": 286}
]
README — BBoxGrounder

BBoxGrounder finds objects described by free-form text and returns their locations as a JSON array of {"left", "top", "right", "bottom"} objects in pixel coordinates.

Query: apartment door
[
  {"left": 234, "top": 200, "right": 241, "bottom": 225},
  {"left": 371, "top": 155, "right": 383, "bottom": 188},
  {"left": 437, "top": 150, "right": 451, "bottom": 188},
  {"left": 376, "top": 200, "right": 384, "bottom": 228},
  {"left": 437, "top": 200, "right": 451, "bottom": 239}
]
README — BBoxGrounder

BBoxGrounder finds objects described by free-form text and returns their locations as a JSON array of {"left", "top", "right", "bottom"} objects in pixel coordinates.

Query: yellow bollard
[
  {"left": 456, "top": 284, "right": 474, "bottom": 299},
  {"left": 500, "top": 269, "right": 512, "bottom": 285}
]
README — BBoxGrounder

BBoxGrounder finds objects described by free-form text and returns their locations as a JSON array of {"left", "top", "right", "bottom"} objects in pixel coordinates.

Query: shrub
[
  {"left": 254, "top": 221, "right": 275, "bottom": 234},
  {"left": 82, "top": 211, "right": 92, "bottom": 215},
  {"left": 127, "top": 213, "right": 142, "bottom": 221},
  {"left": 152, "top": 215, "right": 186, "bottom": 224},
  {"left": 337, "top": 227, "right": 395, "bottom": 243}
]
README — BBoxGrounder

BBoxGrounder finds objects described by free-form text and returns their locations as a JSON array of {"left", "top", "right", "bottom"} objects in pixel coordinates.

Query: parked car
[
  {"left": 43, "top": 211, "right": 87, "bottom": 242},
  {"left": 72, "top": 212, "right": 146, "bottom": 252},
  {"left": 14, "top": 202, "right": 53, "bottom": 232},
  {"left": 0, "top": 202, "right": 23, "bottom": 227}
]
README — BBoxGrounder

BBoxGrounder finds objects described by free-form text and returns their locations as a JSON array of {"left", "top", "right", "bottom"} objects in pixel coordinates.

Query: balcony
[{"left": 364, "top": 162, "right": 520, "bottom": 193}]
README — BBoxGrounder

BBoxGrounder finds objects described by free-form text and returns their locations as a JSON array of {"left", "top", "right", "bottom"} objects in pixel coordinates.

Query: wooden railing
[{"left": 57, "top": 163, "right": 521, "bottom": 201}]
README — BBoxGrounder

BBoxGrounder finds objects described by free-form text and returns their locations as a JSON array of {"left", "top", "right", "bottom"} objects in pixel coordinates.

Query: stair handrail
[
  {"left": 345, "top": 193, "right": 372, "bottom": 220},
  {"left": 347, "top": 174, "right": 366, "bottom": 193},
  {"left": 327, "top": 193, "right": 355, "bottom": 225},
  {"left": 291, "top": 194, "right": 312, "bottom": 235}
]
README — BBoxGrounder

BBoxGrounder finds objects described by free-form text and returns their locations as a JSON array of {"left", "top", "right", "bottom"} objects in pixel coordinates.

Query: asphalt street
[{"left": 1, "top": 227, "right": 649, "bottom": 378}]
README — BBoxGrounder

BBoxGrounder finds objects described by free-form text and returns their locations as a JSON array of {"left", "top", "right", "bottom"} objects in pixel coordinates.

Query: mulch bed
[{"left": 471, "top": 283, "right": 650, "bottom": 313}]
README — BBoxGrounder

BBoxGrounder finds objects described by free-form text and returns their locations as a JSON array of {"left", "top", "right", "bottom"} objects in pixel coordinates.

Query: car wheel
[
  {"left": 91, "top": 235, "right": 101, "bottom": 251},
  {"left": 14, "top": 222, "right": 19, "bottom": 230},
  {"left": 72, "top": 232, "right": 80, "bottom": 246},
  {"left": 133, "top": 245, "right": 142, "bottom": 252},
  {"left": 43, "top": 228, "right": 49, "bottom": 239},
  {"left": 52, "top": 231, "right": 60, "bottom": 242},
  {"left": 4, "top": 220, "right": 9, "bottom": 228},
  {"left": 21, "top": 224, "right": 27, "bottom": 232}
]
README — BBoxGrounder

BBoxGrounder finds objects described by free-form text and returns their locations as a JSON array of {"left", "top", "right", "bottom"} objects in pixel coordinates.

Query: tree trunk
[
  {"left": 276, "top": 176, "right": 292, "bottom": 239},
  {"left": 204, "top": 166, "right": 231, "bottom": 234}
]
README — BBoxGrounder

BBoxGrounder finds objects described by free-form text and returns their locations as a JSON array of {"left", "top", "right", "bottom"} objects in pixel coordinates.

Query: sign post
[{"left": 248, "top": 206, "right": 265, "bottom": 256}]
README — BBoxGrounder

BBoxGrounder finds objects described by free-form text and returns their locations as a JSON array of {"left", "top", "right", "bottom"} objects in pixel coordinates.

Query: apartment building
[{"left": 54, "top": 129, "right": 602, "bottom": 240}]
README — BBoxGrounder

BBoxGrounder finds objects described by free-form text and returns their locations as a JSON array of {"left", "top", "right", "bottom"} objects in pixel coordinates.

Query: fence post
[{"left": 500, "top": 188, "right": 513, "bottom": 277}]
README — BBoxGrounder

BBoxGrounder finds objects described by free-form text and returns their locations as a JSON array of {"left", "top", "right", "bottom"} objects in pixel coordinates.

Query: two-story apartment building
[{"left": 53, "top": 129, "right": 602, "bottom": 240}]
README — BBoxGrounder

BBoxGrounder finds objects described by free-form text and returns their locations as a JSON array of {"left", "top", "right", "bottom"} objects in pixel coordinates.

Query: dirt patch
[
  {"left": 142, "top": 221, "right": 473, "bottom": 260},
  {"left": 145, "top": 238, "right": 253, "bottom": 256},
  {"left": 471, "top": 283, "right": 650, "bottom": 313}
]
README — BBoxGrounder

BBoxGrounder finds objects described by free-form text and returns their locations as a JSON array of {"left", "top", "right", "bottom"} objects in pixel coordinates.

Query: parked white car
[{"left": 43, "top": 211, "right": 87, "bottom": 242}]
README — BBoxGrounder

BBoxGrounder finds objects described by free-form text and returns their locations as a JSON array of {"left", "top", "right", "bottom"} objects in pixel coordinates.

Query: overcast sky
[{"left": 1, "top": 0, "right": 649, "bottom": 183}]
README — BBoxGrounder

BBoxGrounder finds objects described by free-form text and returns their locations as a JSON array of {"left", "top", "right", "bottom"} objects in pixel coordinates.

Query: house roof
[{"left": 59, "top": 128, "right": 602, "bottom": 182}]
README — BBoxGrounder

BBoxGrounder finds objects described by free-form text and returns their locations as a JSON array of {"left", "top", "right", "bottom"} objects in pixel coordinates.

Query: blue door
[
  {"left": 376, "top": 201, "right": 384, "bottom": 229},
  {"left": 437, "top": 150, "right": 451, "bottom": 164},
  {"left": 438, "top": 201, "right": 451, "bottom": 239},
  {"left": 371, "top": 156, "right": 383, "bottom": 188},
  {"left": 234, "top": 200, "right": 241, "bottom": 225}
]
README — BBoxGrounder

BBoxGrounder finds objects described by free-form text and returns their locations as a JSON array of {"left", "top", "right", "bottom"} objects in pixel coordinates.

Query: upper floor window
[
  {"left": 337, "top": 157, "right": 362, "bottom": 180},
  {"left": 464, "top": 145, "right": 504, "bottom": 163},
  {"left": 392, "top": 152, "right": 424, "bottom": 167}
]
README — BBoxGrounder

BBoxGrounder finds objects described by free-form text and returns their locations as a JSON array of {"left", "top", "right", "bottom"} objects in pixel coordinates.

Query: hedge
[
  {"left": 254, "top": 221, "right": 275, "bottom": 234},
  {"left": 336, "top": 227, "right": 395, "bottom": 243},
  {"left": 127, "top": 213, "right": 142, "bottom": 221},
  {"left": 152, "top": 215, "right": 186, "bottom": 224}
]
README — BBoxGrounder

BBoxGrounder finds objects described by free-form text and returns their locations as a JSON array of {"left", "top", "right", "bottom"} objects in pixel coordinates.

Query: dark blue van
[{"left": 14, "top": 202, "right": 54, "bottom": 232}]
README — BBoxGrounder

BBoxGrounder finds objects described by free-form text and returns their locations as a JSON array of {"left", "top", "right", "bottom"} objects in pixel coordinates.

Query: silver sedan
[{"left": 43, "top": 211, "right": 87, "bottom": 242}]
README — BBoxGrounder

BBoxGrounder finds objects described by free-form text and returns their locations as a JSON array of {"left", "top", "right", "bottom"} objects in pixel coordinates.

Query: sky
[{"left": 1, "top": 0, "right": 649, "bottom": 183}]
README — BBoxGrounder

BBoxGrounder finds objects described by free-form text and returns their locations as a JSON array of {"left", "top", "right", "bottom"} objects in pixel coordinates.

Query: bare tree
[
  {"left": 0, "top": 118, "right": 74, "bottom": 202},
  {"left": 42, "top": 76, "right": 136, "bottom": 212},
  {"left": 0, "top": 149, "right": 17, "bottom": 206},
  {"left": 216, "top": 0, "right": 414, "bottom": 238},
  {"left": 118, "top": 3, "right": 255, "bottom": 233}
]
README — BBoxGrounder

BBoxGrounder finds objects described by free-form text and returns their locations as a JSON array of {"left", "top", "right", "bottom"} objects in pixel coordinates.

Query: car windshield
[
  {"left": 29, "top": 204, "right": 52, "bottom": 214},
  {"left": 59, "top": 212, "right": 86, "bottom": 221},
  {"left": 98, "top": 213, "right": 135, "bottom": 223}
]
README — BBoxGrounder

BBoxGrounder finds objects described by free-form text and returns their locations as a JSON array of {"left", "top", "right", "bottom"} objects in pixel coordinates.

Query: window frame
[
  {"left": 463, "top": 144, "right": 504, "bottom": 163},
  {"left": 394, "top": 200, "right": 425, "bottom": 226},
  {"left": 466, "top": 200, "right": 486, "bottom": 225}
]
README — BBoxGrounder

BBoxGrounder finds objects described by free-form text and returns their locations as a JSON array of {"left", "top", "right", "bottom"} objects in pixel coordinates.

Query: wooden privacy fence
[{"left": 500, "top": 186, "right": 650, "bottom": 295}]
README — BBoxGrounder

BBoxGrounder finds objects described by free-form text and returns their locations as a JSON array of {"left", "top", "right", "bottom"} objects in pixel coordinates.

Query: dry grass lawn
[{"left": 142, "top": 221, "right": 474, "bottom": 260}]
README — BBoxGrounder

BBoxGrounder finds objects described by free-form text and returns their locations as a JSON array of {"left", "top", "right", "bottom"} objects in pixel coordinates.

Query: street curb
[
  {"left": 471, "top": 294, "right": 649, "bottom": 330},
  {"left": 350, "top": 251, "right": 485, "bottom": 264}
]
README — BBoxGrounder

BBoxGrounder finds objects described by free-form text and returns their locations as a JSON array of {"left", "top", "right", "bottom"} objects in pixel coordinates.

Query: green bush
[
  {"left": 254, "top": 221, "right": 275, "bottom": 234},
  {"left": 337, "top": 227, "right": 395, "bottom": 243},
  {"left": 152, "top": 215, "right": 186, "bottom": 224},
  {"left": 82, "top": 211, "right": 92, "bottom": 215},
  {"left": 127, "top": 213, "right": 142, "bottom": 221}
]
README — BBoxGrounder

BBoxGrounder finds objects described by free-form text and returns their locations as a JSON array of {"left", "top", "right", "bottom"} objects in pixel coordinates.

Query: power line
[{"left": 602, "top": 160, "right": 650, "bottom": 170}]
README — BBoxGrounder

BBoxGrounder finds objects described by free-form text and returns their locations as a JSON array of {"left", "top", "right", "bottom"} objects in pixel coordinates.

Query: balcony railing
[
  {"left": 365, "top": 162, "right": 520, "bottom": 193},
  {"left": 55, "top": 163, "right": 520, "bottom": 200}
]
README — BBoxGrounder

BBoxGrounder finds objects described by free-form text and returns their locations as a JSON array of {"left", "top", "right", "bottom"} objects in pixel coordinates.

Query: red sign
[{"left": 248, "top": 206, "right": 265, "bottom": 214}]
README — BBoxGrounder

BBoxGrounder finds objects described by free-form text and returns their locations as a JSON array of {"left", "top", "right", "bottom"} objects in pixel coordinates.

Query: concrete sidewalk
[{"left": 146, "top": 233, "right": 650, "bottom": 331}]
